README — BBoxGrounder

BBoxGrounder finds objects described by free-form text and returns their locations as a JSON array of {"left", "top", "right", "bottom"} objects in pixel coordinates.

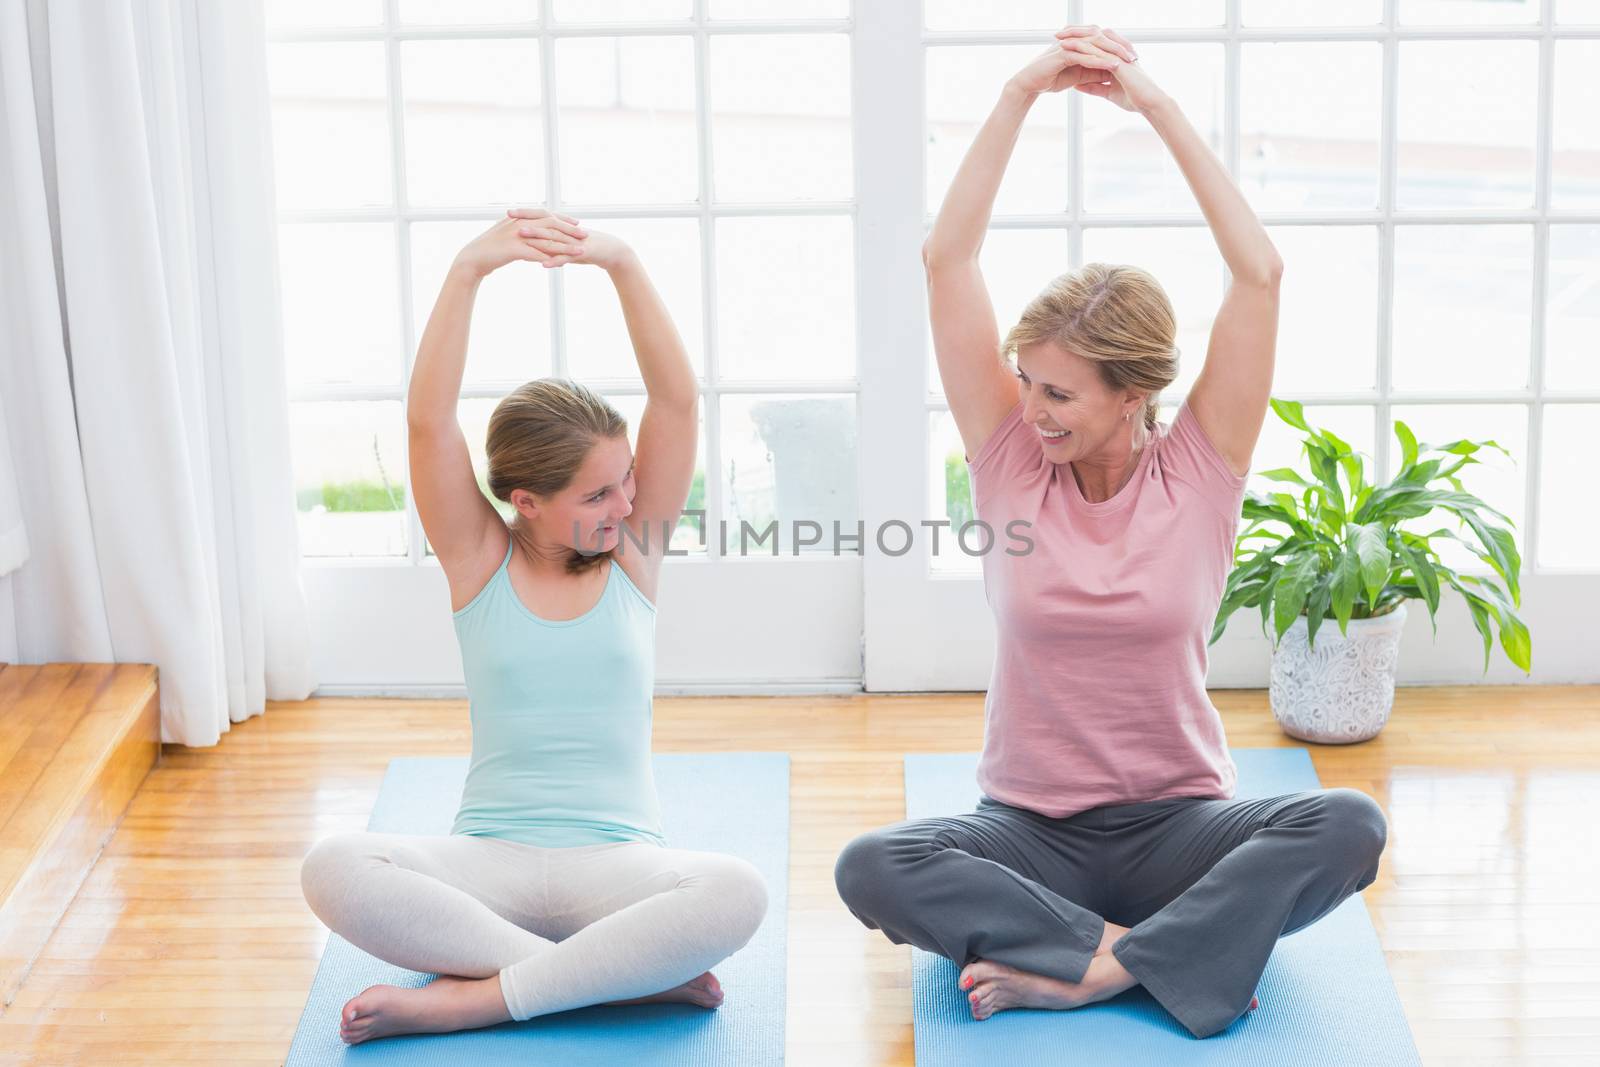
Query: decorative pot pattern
[{"left": 1269, "top": 603, "right": 1408, "bottom": 744}]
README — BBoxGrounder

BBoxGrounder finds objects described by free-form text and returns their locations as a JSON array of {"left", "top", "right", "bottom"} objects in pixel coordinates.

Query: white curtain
[{"left": 0, "top": 0, "right": 314, "bottom": 744}]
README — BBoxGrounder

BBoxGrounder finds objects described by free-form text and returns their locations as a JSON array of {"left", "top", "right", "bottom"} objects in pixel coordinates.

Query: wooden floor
[{"left": 2, "top": 686, "right": 1597, "bottom": 1065}]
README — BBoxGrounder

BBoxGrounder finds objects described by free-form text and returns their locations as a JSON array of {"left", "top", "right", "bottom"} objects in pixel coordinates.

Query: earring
[{"left": 1124, "top": 412, "right": 1130, "bottom": 422}]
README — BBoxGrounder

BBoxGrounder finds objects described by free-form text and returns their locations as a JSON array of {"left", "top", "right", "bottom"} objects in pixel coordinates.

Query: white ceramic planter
[{"left": 1269, "top": 602, "right": 1407, "bottom": 744}]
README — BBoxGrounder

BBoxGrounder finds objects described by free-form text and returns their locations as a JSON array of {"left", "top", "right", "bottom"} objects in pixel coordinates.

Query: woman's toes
[{"left": 958, "top": 959, "right": 1001, "bottom": 992}]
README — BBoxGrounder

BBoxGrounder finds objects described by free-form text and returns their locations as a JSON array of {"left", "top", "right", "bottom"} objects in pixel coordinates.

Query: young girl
[
  {"left": 300, "top": 208, "right": 767, "bottom": 1045},
  {"left": 834, "top": 25, "right": 1386, "bottom": 1039}
]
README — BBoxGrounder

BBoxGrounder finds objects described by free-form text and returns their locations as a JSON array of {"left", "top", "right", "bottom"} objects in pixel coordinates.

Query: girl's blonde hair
[
  {"left": 1001, "top": 262, "right": 1179, "bottom": 432},
  {"left": 485, "top": 378, "right": 627, "bottom": 574}
]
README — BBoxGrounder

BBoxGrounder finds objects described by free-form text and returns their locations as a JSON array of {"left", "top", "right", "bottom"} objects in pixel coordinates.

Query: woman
[
  {"left": 300, "top": 209, "right": 767, "bottom": 1045},
  {"left": 834, "top": 26, "right": 1387, "bottom": 1039}
]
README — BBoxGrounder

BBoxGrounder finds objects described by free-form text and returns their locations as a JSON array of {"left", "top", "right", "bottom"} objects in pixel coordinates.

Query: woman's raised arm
[
  {"left": 925, "top": 28, "right": 1131, "bottom": 459},
  {"left": 1072, "top": 29, "right": 1284, "bottom": 477}
]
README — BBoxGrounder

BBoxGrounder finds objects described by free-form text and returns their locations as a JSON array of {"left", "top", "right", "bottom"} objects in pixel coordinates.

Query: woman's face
[
  {"left": 1013, "top": 341, "right": 1140, "bottom": 460},
  {"left": 520, "top": 434, "right": 637, "bottom": 555}
]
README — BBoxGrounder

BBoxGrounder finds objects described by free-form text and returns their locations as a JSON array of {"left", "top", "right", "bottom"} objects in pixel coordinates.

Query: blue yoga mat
[
  {"left": 286, "top": 753, "right": 788, "bottom": 1066},
  {"left": 906, "top": 748, "right": 1420, "bottom": 1066}
]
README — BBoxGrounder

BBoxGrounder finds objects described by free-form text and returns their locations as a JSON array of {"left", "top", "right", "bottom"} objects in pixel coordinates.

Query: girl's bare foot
[
  {"left": 958, "top": 950, "right": 1139, "bottom": 1021},
  {"left": 607, "top": 971, "right": 725, "bottom": 1009},
  {"left": 339, "top": 974, "right": 510, "bottom": 1045}
]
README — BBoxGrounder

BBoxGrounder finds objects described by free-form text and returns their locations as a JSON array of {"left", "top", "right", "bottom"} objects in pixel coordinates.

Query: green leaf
[
  {"left": 1469, "top": 579, "right": 1533, "bottom": 672},
  {"left": 1272, "top": 550, "right": 1322, "bottom": 644},
  {"left": 1257, "top": 467, "right": 1313, "bottom": 487},
  {"left": 1455, "top": 509, "right": 1522, "bottom": 607},
  {"left": 1394, "top": 419, "right": 1419, "bottom": 471},
  {"left": 1461, "top": 594, "right": 1495, "bottom": 674},
  {"left": 1396, "top": 540, "right": 1441, "bottom": 636},
  {"left": 1209, "top": 581, "right": 1266, "bottom": 645},
  {"left": 1331, "top": 545, "right": 1360, "bottom": 636},
  {"left": 1304, "top": 572, "right": 1334, "bottom": 649},
  {"left": 1271, "top": 397, "right": 1310, "bottom": 432},
  {"left": 1258, "top": 569, "right": 1281, "bottom": 636},
  {"left": 1305, "top": 444, "right": 1346, "bottom": 519},
  {"left": 1350, "top": 522, "right": 1391, "bottom": 610},
  {"left": 1337, "top": 452, "right": 1366, "bottom": 499}
]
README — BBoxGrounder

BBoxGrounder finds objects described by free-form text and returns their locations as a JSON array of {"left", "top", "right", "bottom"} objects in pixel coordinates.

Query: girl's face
[
  {"left": 518, "top": 434, "right": 637, "bottom": 555},
  {"left": 1013, "top": 341, "right": 1141, "bottom": 459}
]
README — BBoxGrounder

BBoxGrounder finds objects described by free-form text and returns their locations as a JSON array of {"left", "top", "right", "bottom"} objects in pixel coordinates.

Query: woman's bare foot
[
  {"left": 606, "top": 971, "right": 725, "bottom": 1009},
  {"left": 339, "top": 974, "right": 511, "bottom": 1045},
  {"left": 958, "top": 950, "right": 1140, "bottom": 1021}
]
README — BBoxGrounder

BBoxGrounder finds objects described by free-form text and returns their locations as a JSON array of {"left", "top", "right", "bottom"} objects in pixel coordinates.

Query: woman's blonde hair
[
  {"left": 1001, "top": 262, "right": 1179, "bottom": 433},
  {"left": 486, "top": 378, "right": 627, "bottom": 573}
]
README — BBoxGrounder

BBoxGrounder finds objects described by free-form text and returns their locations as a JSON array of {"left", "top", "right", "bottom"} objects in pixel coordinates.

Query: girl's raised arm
[
  {"left": 505, "top": 210, "right": 698, "bottom": 602},
  {"left": 407, "top": 211, "right": 585, "bottom": 591}
]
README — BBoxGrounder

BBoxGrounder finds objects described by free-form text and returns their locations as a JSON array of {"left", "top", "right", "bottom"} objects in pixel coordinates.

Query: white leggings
[{"left": 299, "top": 831, "right": 769, "bottom": 1022}]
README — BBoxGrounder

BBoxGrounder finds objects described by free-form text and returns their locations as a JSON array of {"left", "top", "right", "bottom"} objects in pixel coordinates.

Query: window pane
[
  {"left": 266, "top": 0, "right": 382, "bottom": 30},
  {"left": 929, "top": 410, "right": 981, "bottom": 574},
  {"left": 1391, "top": 225, "right": 1533, "bottom": 393},
  {"left": 715, "top": 216, "right": 855, "bottom": 381},
  {"left": 1397, "top": 41, "right": 1537, "bottom": 210},
  {"left": 926, "top": 45, "right": 1068, "bottom": 216},
  {"left": 410, "top": 221, "right": 553, "bottom": 383},
  {"left": 1081, "top": 1, "right": 1224, "bottom": 26},
  {"left": 710, "top": 35, "right": 851, "bottom": 203},
  {"left": 710, "top": 0, "right": 848, "bottom": 17},
  {"left": 400, "top": 0, "right": 538, "bottom": 22},
  {"left": 564, "top": 218, "right": 705, "bottom": 381},
  {"left": 554, "top": 0, "right": 690, "bottom": 20},
  {"left": 1400, "top": 0, "right": 1541, "bottom": 23},
  {"left": 267, "top": 43, "right": 392, "bottom": 211},
  {"left": 924, "top": 2, "right": 1075, "bottom": 30},
  {"left": 1242, "top": 0, "right": 1383, "bottom": 25},
  {"left": 1084, "top": 44, "right": 1224, "bottom": 215},
  {"left": 927, "top": 228, "right": 1068, "bottom": 400},
  {"left": 1538, "top": 405, "right": 1600, "bottom": 568},
  {"left": 291, "top": 401, "right": 408, "bottom": 557},
  {"left": 722, "top": 395, "right": 857, "bottom": 553},
  {"left": 1265, "top": 226, "right": 1379, "bottom": 394},
  {"left": 1545, "top": 224, "right": 1600, "bottom": 392},
  {"left": 1560, "top": 0, "right": 1600, "bottom": 22},
  {"left": 1553, "top": 40, "right": 1600, "bottom": 209},
  {"left": 401, "top": 40, "right": 543, "bottom": 207},
  {"left": 1248, "top": 403, "right": 1376, "bottom": 501},
  {"left": 1389, "top": 404, "right": 1528, "bottom": 576},
  {"left": 609, "top": 394, "right": 708, "bottom": 554},
  {"left": 279, "top": 223, "right": 402, "bottom": 388},
  {"left": 1081, "top": 227, "right": 1223, "bottom": 396},
  {"left": 1241, "top": 43, "right": 1382, "bottom": 212},
  {"left": 556, "top": 37, "right": 697, "bottom": 205}
]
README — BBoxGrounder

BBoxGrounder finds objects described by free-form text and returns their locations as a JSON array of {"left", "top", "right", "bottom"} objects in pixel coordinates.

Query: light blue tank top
[{"left": 449, "top": 539, "right": 665, "bottom": 848}]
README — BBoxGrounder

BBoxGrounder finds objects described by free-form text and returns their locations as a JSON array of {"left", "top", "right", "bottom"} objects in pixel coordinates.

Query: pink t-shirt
[{"left": 967, "top": 398, "right": 1248, "bottom": 819}]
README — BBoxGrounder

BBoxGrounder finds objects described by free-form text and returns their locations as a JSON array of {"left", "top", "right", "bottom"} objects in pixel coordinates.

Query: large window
[{"left": 268, "top": 1, "right": 856, "bottom": 562}]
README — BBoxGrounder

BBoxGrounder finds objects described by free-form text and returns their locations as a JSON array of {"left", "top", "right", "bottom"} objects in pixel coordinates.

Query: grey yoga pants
[{"left": 834, "top": 786, "right": 1387, "bottom": 1038}]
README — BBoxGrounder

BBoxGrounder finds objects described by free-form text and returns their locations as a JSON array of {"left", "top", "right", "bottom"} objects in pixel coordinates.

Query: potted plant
[{"left": 1210, "top": 399, "right": 1531, "bottom": 743}]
